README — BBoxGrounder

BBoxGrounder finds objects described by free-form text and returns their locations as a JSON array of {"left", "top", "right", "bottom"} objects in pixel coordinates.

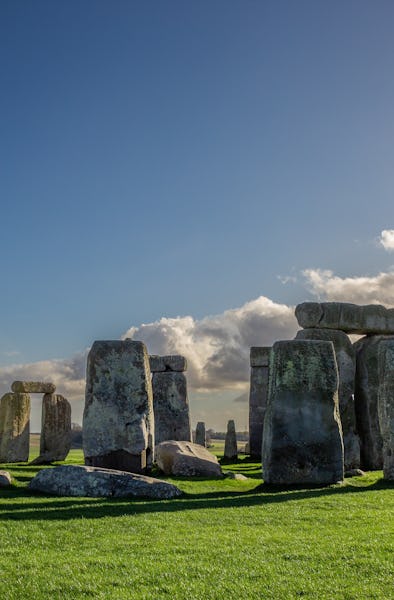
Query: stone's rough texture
[
  {"left": 152, "top": 372, "right": 191, "bottom": 445},
  {"left": 32, "top": 394, "right": 71, "bottom": 465},
  {"left": 0, "top": 393, "right": 30, "bottom": 462},
  {"left": 155, "top": 441, "right": 223, "bottom": 477},
  {"left": 249, "top": 347, "right": 271, "bottom": 459},
  {"left": 295, "top": 302, "right": 394, "bottom": 335},
  {"left": 0, "top": 471, "right": 12, "bottom": 487},
  {"left": 224, "top": 419, "right": 238, "bottom": 460},
  {"left": 295, "top": 328, "right": 360, "bottom": 469},
  {"left": 149, "top": 355, "right": 187, "bottom": 373},
  {"left": 250, "top": 346, "right": 271, "bottom": 368},
  {"left": 262, "top": 340, "right": 344, "bottom": 485},
  {"left": 195, "top": 421, "right": 206, "bottom": 447},
  {"left": 28, "top": 465, "right": 182, "bottom": 498},
  {"left": 353, "top": 335, "right": 389, "bottom": 470},
  {"left": 11, "top": 381, "right": 56, "bottom": 394},
  {"left": 83, "top": 340, "right": 154, "bottom": 474},
  {"left": 377, "top": 341, "right": 394, "bottom": 480}
]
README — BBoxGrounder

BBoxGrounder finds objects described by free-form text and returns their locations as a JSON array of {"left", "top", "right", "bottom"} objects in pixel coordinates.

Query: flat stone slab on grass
[
  {"left": 0, "top": 471, "right": 12, "bottom": 487},
  {"left": 155, "top": 440, "right": 223, "bottom": 477},
  {"left": 28, "top": 465, "right": 182, "bottom": 499}
]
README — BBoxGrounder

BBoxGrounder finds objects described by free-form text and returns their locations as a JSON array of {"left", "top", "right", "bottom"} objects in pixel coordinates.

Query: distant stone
[
  {"left": 152, "top": 372, "right": 191, "bottom": 445},
  {"left": 195, "top": 421, "right": 206, "bottom": 447},
  {"left": 224, "top": 419, "right": 238, "bottom": 460},
  {"left": 224, "top": 472, "right": 248, "bottom": 480},
  {"left": 262, "top": 340, "right": 344, "bottom": 485},
  {"left": 0, "top": 392, "right": 30, "bottom": 462},
  {"left": 28, "top": 465, "right": 182, "bottom": 499},
  {"left": 295, "top": 302, "right": 394, "bottom": 335},
  {"left": 249, "top": 347, "right": 271, "bottom": 459},
  {"left": 378, "top": 340, "right": 394, "bottom": 480},
  {"left": 83, "top": 340, "right": 154, "bottom": 474},
  {"left": 155, "top": 441, "right": 223, "bottom": 477},
  {"left": 0, "top": 470, "right": 12, "bottom": 487},
  {"left": 295, "top": 328, "right": 360, "bottom": 470},
  {"left": 31, "top": 394, "right": 71, "bottom": 465},
  {"left": 11, "top": 381, "right": 56, "bottom": 394},
  {"left": 149, "top": 355, "right": 187, "bottom": 372},
  {"left": 354, "top": 335, "right": 388, "bottom": 470}
]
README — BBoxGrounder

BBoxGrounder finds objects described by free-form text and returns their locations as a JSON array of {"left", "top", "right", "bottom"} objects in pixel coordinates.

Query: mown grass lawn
[{"left": 0, "top": 448, "right": 393, "bottom": 600}]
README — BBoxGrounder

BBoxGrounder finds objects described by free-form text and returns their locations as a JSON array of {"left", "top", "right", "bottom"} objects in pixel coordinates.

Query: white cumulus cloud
[{"left": 380, "top": 229, "right": 394, "bottom": 252}]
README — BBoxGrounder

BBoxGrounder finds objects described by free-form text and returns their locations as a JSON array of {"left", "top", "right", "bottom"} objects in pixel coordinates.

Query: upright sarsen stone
[
  {"left": 262, "top": 340, "right": 344, "bottom": 485},
  {"left": 224, "top": 419, "right": 238, "bottom": 460},
  {"left": 295, "top": 328, "right": 359, "bottom": 469},
  {"left": 195, "top": 421, "right": 206, "bottom": 447},
  {"left": 32, "top": 394, "right": 71, "bottom": 464},
  {"left": 83, "top": 340, "right": 154, "bottom": 474},
  {"left": 377, "top": 341, "right": 394, "bottom": 480},
  {"left": 152, "top": 372, "right": 191, "bottom": 445},
  {"left": 0, "top": 392, "right": 30, "bottom": 462},
  {"left": 249, "top": 347, "right": 271, "bottom": 459}
]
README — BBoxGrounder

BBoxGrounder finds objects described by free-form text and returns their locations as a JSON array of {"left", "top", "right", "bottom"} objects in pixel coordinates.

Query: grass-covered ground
[{"left": 0, "top": 444, "right": 393, "bottom": 599}]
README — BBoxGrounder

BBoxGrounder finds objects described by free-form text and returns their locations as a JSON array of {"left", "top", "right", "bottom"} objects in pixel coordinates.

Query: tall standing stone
[
  {"left": 32, "top": 394, "right": 71, "bottom": 464},
  {"left": 353, "top": 335, "right": 390, "bottom": 470},
  {"left": 224, "top": 419, "right": 238, "bottom": 460},
  {"left": 195, "top": 421, "right": 206, "bottom": 447},
  {"left": 295, "top": 328, "right": 359, "bottom": 469},
  {"left": 377, "top": 340, "right": 394, "bottom": 480},
  {"left": 0, "top": 392, "right": 30, "bottom": 462},
  {"left": 152, "top": 371, "right": 191, "bottom": 445},
  {"left": 83, "top": 340, "right": 154, "bottom": 474},
  {"left": 262, "top": 340, "right": 344, "bottom": 485},
  {"left": 249, "top": 347, "right": 271, "bottom": 459}
]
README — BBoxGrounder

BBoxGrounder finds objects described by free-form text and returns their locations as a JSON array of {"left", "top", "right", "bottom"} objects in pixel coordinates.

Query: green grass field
[{"left": 0, "top": 444, "right": 393, "bottom": 600}]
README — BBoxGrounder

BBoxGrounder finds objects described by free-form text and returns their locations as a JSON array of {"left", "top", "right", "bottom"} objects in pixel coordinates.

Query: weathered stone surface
[
  {"left": 0, "top": 393, "right": 30, "bottom": 463},
  {"left": 295, "top": 302, "right": 394, "bottom": 335},
  {"left": 11, "top": 381, "right": 56, "bottom": 394},
  {"left": 152, "top": 372, "right": 191, "bottom": 445},
  {"left": 195, "top": 421, "right": 206, "bottom": 447},
  {"left": 262, "top": 340, "right": 344, "bottom": 485},
  {"left": 249, "top": 347, "right": 271, "bottom": 459},
  {"left": 377, "top": 340, "right": 394, "bottom": 480},
  {"left": 155, "top": 440, "right": 223, "bottom": 477},
  {"left": 224, "top": 419, "right": 238, "bottom": 460},
  {"left": 250, "top": 346, "right": 271, "bottom": 368},
  {"left": 149, "top": 355, "right": 187, "bottom": 372},
  {"left": 353, "top": 335, "right": 389, "bottom": 470},
  {"left": 31, "top": 394, "right": 71, "bottom": 465},
  {"left": 28, "top": 464, "right": 182, "bottom": 498},
  {"left": 224, "top": 472, "right": 248, "bottom": 480},
  {"left": 295, "top": 328, "right": 359, "bottom": 469},
  {"left": 0, "top": 470, "right": 12, "bottom": 487},
  {"left": 83, "top": 340, "right": 154, "bottom": 474}
]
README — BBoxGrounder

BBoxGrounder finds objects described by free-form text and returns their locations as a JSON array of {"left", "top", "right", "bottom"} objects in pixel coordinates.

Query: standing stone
[
  {"left": 32, "top": 394, "right": 71, "bottom": 464},
  {"left": 149, "top": 355, "right": 187, "bottom": 373},
  {"left": 377, "top": 341, "right": 394, "bottom": 480},
  {"left": 0, "top": 393, "right": 30, "bottom": 462},
  {"left": 195, "top": 421, "right": 206, "bottom": 447},
  {"left": 249, "top": 347, "right": 271, "bottom": 459},
  {"left": 353, "top": 335, "right": 391, "bottom": 470},
  {"left": 224, "top": 419, "right": 238, "bottom": 460},
  {"left": 295, "top": 302, "right": 394, "bottom": 335},
  {"left": 262, "top": 340, "right": 344, "bottom": 485},
  {"left": 152, "top": 372, "right": 191, "bottom": 445},
  {"left": 83, "top": 340, "right": 154, "bottom": 474},
  {"left": 295, "top": 329, "right": 359, "bottom": 469}
]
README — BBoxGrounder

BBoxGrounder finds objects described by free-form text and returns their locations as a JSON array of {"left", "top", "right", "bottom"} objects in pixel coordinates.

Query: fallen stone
[
  {"left": 378, "top": 340, "right": 394, "bottom": 480},
  {"left": 195, "top": 421, "right": 206, "bottom": 447},
  {"left": 28, "top": 464, "right": 182, "bottom": 498},
  {"left": 31, "top": 394, "right": 71, "bottom": 465},
  {"left": 152, "top": 372, "right": 191, "bottom": 445},
  {"left": 0, "top": 392, "right": 30, "bottom": 462},
  {"left": 224, "top": 472, "right": 248, "bottom": 480},
  {"left": 155, "top": 440, "right": 223, "bottom": 477},
  {"left": 295, "top": 328, "right": 360, "bottom": 470},
  {"left": 262, "top": 340, "right": 344, "bottom": 485},
  {"left": 0, "top": 470, "right": 12, "bottom": 487},
  {"left": 11, "top": 381, "right": 56, "bottom": 394},
  {"left": 224, "top": 419, "right": 238, "bottom": 460},
  {"left": 83, "top": 340, "right": 154, "bottom": 474},
  {"left": 344, "top": 469, "right": 366, "bottom": 477},
  {"left": 149, "top": 355, "right": 187, "bottom": 372},
  {"left": 295, "top": 302, "right": 394, "bottom": 335},
  {"left": 249, "top": 347, "right": 271, "bottom": 459},
  {"left": 354, "top": 335, "right": 389, "bottom": 470}
]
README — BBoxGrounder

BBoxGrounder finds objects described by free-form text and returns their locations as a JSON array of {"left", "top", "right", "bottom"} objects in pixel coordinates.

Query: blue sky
[{"left": 1, "top": 1, "right": 394, "bottom": 429}]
